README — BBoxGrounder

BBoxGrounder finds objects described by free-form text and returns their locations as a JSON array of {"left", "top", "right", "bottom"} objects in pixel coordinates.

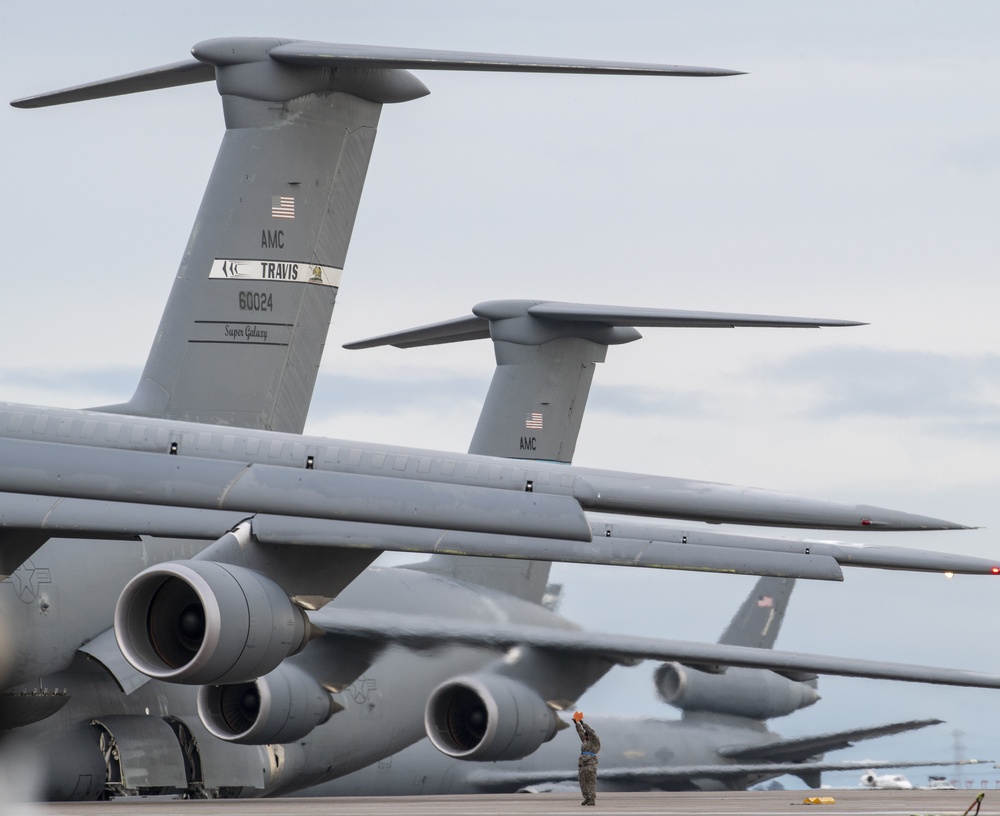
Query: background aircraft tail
[
  {"left": 654, "top": 576, "right": 819, "bottom": 722},
  {"left": 346, "top": 300, "right": 862, "bottom": 462},
  {"left": 389, "top": 301, "right": 856, "bottom": 601},
  {"left": 718, "top": 575, "right": 794, "bottom": 649}
]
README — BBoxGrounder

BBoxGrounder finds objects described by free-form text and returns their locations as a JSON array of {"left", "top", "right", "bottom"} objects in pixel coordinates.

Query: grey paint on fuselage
[{"left": 1, "top": 538, "right": 201, "bottom": 683}]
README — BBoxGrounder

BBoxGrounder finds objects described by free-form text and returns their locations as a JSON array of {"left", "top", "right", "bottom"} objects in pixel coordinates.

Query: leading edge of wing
[{"left": 309, "top": 607, "right": 1000, "bottom": 690}]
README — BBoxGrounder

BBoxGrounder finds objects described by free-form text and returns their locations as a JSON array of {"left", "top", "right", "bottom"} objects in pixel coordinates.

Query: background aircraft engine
[
  {"left": 424, "top": 674, "right": 558, "bottom": 761},
  {"left": 198, "top": 663, "right": 334, "bottom": 744},
  {"left": 114, "top": 560, "right": 310, "bottom": 685},
  {"left": 654, "top": 662, "right": 819, "bottom": 719}
]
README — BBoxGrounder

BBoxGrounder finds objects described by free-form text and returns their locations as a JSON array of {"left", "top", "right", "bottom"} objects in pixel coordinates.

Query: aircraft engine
[
  {"left": 114, "top": 560, "right": 311, "bottom": 685},
  {"left": 654, "top": 662, "right": 819, "bottom": 720},
  {"left": 198, "top": 663, "right": 334, "bottom": 744},
  {"left": 424, "top": 674, "right": 558, "bottom": 761}
]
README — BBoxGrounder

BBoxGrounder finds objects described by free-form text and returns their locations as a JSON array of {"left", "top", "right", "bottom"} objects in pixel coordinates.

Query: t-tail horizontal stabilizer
[
  {"left": 346, "top": 299, "right": 863, "bottom": 462},
  {"left": 11, "top": 40, "right": 741, "bottom": 109}
]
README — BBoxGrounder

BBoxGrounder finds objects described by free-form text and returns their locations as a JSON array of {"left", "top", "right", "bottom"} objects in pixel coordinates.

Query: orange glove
[{"left": 572, "top": 711, "right": 584, "bottom": 722}]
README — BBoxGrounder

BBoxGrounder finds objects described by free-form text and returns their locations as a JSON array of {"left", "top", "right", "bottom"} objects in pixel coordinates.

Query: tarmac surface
[{"left": 16, "top": 790, "right": 998, "bottom": 816}]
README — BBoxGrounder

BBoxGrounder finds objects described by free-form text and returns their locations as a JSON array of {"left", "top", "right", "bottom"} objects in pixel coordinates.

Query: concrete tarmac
[{"left": 19, "top": 790, "right": 998, "bottom": 816}]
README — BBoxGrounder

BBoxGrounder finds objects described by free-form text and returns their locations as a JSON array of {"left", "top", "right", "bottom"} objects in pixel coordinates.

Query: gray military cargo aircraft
[
  {"left": 300, "top": 577, "right": 975, "bottom": 795},
  {"left": 4, "top": 38, "right": 1000, "bottom": 801}
]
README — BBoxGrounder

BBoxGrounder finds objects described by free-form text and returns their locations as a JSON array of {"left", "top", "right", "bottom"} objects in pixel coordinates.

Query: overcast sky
[{"left": 3, "top": 1, "right": 1000, "bottom": 790}]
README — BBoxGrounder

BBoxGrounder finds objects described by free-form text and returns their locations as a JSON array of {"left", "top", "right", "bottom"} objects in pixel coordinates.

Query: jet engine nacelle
[
  {"left": 654, "top": 662, "right": 819, "bottom": 720},
  {"left": 424, "top": 674, "right": 558, "bottom": 761},
  {"left": 115, "top": 560, "right": 310, "bottom": 685},
  {"left": 198, "top": 663, "right": 334, "bottom": 744}
]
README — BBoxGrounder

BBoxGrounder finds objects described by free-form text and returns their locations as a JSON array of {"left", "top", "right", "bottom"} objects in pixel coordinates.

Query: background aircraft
[
  {"left": 2, "top": 1, "right": 999, "bottom": 790},
  {"left": 302, "top": 576, "right": 978, "bottom": 796},
  {"left": 860, "top": 771, "right": 914, "bottom": 790}
]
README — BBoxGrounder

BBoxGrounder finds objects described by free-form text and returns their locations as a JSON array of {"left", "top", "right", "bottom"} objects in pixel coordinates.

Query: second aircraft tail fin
[
  {"left": 346, "top": 300, "right": 863, "bottom": 462},
  {"left": 717, "top": 575, "right": 796, "bottom": 649}
]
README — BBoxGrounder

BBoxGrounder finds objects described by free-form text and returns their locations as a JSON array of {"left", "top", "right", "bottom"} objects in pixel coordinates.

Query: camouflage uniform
[{"left": 575, "top": 719, "right": 600, "bottom": 805}]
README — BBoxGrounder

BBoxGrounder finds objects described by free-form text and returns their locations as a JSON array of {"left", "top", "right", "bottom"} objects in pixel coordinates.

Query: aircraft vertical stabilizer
[
  {"left": 655, "top": 576, "right": 818, "bottom": 722},
  {"left": 78, "top": 41, "right": 430, "bottom": 432},
  {"left": 718, "top": 576, "right": 795, "bottom": 649}
]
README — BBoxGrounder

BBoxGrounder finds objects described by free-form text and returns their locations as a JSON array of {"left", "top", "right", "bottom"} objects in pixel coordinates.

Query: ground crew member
[{"left": 573, "top": 711, "right": 600, "bottom": 806}]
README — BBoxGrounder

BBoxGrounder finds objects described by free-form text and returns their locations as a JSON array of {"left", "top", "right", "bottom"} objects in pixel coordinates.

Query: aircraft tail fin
[
  {"left": 717, "top": 575, "right": 795, "bottom": 649},
  {"left": 77, "top": 41, "right": 430, "bottom": 432},
  {"left": 347, "top": 300, "right": 862, "bottom": 462}
]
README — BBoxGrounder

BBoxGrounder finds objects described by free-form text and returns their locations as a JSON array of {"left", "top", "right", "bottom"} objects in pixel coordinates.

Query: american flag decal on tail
[
  {"left": 271, "top": 195, "right": 295, "bottom": 219},
  {"left": 525, "top": 411, "right": 543, "bottom": 429}
]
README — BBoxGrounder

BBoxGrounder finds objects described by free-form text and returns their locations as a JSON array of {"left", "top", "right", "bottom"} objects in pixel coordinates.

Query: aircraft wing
[
  {"left": 309, "top": 607, "right": 1000, "bottom": 690},
  {"left": 2, "top": 484, "right": 998, "bottom": 587},
  {"left": 0, "top": 438, "right": 592, "bottom": 543},
  {"left": 3, "top": 492, "right": 999, "bottom": 587},
  {"left": 719, "top": 718, "right": 943, "bottom": 763},
  {"left": 466, "top": 757, "right": 989, "bottom": 790},
  {"left": 0, "top": 412, "right": 973, "bottom": 533}
]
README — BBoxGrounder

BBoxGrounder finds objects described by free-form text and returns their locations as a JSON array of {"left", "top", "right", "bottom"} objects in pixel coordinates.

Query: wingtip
[
  {"left": 679, "top": 67, "right": 747, "bottom": 77},
  {"left": 858, "top": 511, "right": 974, "bottom": 532}
]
